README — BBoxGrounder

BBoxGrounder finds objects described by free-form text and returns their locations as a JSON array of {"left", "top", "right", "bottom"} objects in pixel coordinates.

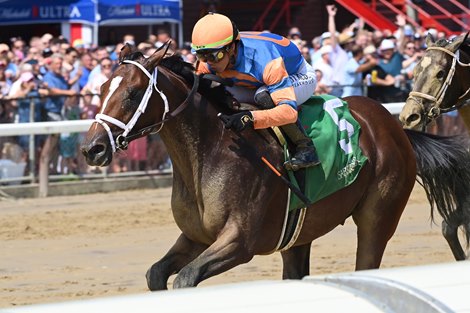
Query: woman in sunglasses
[{"left": 191, "top": 13, "right": 319, "bottom": 171}]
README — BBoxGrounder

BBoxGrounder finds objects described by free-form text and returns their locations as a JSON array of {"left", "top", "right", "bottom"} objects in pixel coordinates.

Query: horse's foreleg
[
  {"left": 172, "top": 228, "right": 253, "bottom": 288},
  {"left": 146, "top": 233, "right": 207, "bottom": 291},
  {"left": 280, "top": 243, "right": 311, "bottom": 279},
  {"left": 442, "top": 220, "right": 466, "bottom": 261}
]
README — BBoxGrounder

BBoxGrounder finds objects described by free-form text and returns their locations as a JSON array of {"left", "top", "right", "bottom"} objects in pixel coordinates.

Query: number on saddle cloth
[{"left": 287, "top": 95, "right": 368, "bottom": 211}]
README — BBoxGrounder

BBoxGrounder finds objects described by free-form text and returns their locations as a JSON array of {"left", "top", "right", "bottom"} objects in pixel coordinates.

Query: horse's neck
[
  {"left": 456, "top": 51, "right": 470, "bottom": 104},
  {"left": 159, "top": 96, "right": 221, "bottom": 183}
]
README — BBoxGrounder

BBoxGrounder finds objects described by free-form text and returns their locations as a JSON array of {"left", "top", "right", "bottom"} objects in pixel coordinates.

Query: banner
[
  {"left": 0, "top": 0, "right": 181, "bottom": 26},
  {"left": 98, "top": 0, "right": 180, "bottom": 25},
  {"left": 0, "top": 0, "right": 95, "bottom": 25}
]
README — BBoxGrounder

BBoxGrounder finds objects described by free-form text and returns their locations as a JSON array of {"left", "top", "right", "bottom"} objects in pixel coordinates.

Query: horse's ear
[
  {"left": 119, "top": 43, "right": 136, "bottom": 63},
  {"left": 146, "top": 41, "right": 171, "bottom": 69},
  {"left": 425, "top": 33, "right": 435, "bottom": 48},
  {"left": 447, "top": 33, "right": 468, "bottom": 53}
]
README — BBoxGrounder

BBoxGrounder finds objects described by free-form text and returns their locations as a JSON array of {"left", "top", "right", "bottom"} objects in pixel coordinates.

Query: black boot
[{"left": 282, "top": 123, "right": 320, "bottom": 171}]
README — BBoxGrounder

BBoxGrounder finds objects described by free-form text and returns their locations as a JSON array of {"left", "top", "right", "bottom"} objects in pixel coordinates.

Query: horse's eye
[{"left": 436, "top": 70, "right": 445, "bottom": 79}]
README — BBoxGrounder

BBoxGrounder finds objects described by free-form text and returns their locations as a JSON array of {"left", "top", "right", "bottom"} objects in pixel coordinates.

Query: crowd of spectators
[{"left": 0, "top": 4, "right": 467, "bottom": 181}]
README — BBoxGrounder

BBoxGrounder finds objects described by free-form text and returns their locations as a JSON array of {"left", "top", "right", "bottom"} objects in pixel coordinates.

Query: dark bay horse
[
  {"left": 81, "top": 43, "right": 470, "bottom": 289},
  {"left": 400, "top": 33, "right": 470, "bottom": 260}
]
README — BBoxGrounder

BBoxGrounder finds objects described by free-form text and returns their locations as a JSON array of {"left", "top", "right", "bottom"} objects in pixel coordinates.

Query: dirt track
[{"left": 0, "top": 184, "right": 457, "bottom": 308}]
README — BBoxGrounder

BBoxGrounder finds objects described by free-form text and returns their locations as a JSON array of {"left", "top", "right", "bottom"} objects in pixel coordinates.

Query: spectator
[
  {"left": 378, "top": 38, "right": 404, "bottom": 77},
  {"left": 63, "top": 47, "right": 82, "bottom": 93},
  {"left": 40, "top": 33, "right": 53, "bottom": 50},
  {"left": 401, "top": 40, "right": 423, "bottom": 92},
  {"left": 0, "top": 57, "right": 12, "bottom": 97},
  {"left": 25, "top": 46, "right": 41, "bottom": 62},
  {"left": 363, "top": 45, "right": 403, "bottom": 103},
  {"left": 78, "top": 53, "right": 94, "bottom": 90},
  {"left": 41, "top": 53, "right": 78, "bottom": 174},
  {"left": 324, "top": 4, "right": 350, "bottom": 97},
  {"left": 87, "top": 47, "right": 109, "bottom": 84},
  {"left": 314, "top": 69, "right": 331, "bottom": 95},
  {"left": 11, "top": 38, "right": 26, "bottom": 62},
  {"left": 80, "top": 57, "right": 113, "bottom": 119},
  {"left": 309, "top": 36, "right": 322, "bottom": 66},
  {"left": 342, "top": 44, "right": 378, "bottom": 97},
  {"left": 8, "top": 71, "right": 48, "bottom": 152},
  {"left": 287, "top": 27, "right": 302, "bottom": 40},
  {"left": 313, "top": 45, "right": 334, "bottom": 91}
]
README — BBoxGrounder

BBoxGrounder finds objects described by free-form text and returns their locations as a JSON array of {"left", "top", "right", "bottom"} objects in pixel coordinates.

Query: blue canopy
[
  {"left": 0, "top": 0, "right": 96, "bottom": 25},
  {"left": 0, "top": 0, "right": 181, "bottom": 25},
  {"left": 98, "top": 0, "right": 180, "bottom": 25}
]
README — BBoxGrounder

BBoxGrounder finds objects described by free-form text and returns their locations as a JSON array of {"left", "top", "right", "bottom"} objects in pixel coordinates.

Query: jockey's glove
[{"left": 220, "top": 111, "right": 254, "bottom": 132}]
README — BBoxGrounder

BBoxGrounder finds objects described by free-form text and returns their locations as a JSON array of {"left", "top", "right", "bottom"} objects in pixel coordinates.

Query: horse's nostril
[
  {"left": 406, "top": 113, "right": 420, "bottom": 124},
  {"left": 89, "top": 144, "right": 106, "bottom": 157}
]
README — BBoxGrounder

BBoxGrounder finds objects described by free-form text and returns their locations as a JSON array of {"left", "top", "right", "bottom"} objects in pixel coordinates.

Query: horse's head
[
  {"left": 81, "top": 43, "right": 194, "bottom": 166},
  {"left": 400, "top": 32, "right": 470, "bottom": 130}
]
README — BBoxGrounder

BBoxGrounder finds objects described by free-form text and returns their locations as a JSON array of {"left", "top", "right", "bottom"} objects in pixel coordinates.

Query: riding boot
[
  {"left": 255, "top": 90, "right": 320, "bottom": 170},
  {"left": 282, "top": 123, "right": 320, "bottom": 171}
]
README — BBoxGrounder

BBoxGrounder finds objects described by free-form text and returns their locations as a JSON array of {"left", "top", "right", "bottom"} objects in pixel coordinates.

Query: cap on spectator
[
  {"left": 0, "top": 43, "right": 10, "bottom": 53},
  {"left": 19, "top": 63, "right": 33, "bottom": 73},
  {"left": 319, "top": 44, "right": 333, "bottom": 55},
  {"left": 288, "top": 28, "right": 302, "bottom": 39},
  {"left": 363, "top": 44, "right": 377, "bottom": 55},
  {"left": 25, "top": 59, "right": 39, "bottom": 65},
  {"left": 41, "top": 33, "right": 53, "bottom": 44},
  {"left": 42, "top": 48, "right": 53, "bottom": 58},
  {"left": 19, "top": 71, "right": 34, "bottom": 83},
  {"left": 379, "top": 39, "right": 395, "bottom": 51},
  {"left": 339, "top": 32, "right": 355, "bottom": 44},
  {"left": 414, "top": 33, "right": 422, "bottom": 40},
  {"left": 72, "top": 38, "right": 85, "bottom": 48},
  {"left": 321, "top": 32, "right": 331, "bottom": 40}
]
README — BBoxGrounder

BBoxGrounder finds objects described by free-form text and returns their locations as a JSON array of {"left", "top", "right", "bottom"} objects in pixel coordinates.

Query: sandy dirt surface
[{"left": 0, "top": 184, "right": 459, "bottom": 308}]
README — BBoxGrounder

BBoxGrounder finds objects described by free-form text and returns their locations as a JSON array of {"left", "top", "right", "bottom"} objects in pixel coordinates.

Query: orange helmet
[{"left": 191, "top": 13, "right": 240, "bottom": 52}]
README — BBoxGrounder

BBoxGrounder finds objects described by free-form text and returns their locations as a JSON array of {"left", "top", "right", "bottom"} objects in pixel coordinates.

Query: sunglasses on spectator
[
  {"left": 405, "top": 46, "right": 415, "bottom": 50},
  {"left": 196, "top": 48, "right": 226, "bottom": 63},
  {"left": 101, "top": 63, "right": 112, "bottom": 69}
]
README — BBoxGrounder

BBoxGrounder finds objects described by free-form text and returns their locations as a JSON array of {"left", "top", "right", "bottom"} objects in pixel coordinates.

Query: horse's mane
[
  {"left": 460, "top": 37, "right": 470, "bottom": 59},
  {"left": 160, "top": 54, "right": 233, "bottom": 111}
]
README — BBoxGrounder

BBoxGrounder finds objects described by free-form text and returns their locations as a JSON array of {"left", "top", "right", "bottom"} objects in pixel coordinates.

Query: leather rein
[
  {"left": 94, "top": 59, "right": 199, "bottom": 152},
  {"left": 408, "top": 46, "right": 470, "bottom": 125}
]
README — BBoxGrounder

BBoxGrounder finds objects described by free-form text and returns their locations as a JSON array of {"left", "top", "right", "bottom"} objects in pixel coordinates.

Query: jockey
[{"left": 191, "top": 13, "right": 320, "bottom": 171}]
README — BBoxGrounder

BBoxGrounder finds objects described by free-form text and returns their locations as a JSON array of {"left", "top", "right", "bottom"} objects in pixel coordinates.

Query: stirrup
[{"left": 284, "top": 148, "right": 320, "bottom": 171}]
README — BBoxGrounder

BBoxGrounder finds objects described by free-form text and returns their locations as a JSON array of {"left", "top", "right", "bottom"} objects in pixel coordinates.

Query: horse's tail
[{"left": 405, "top": 129, "right": 470, "bottom": 246}]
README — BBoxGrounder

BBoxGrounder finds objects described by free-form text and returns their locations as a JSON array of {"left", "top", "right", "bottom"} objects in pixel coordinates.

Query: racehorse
[
  {"left": 400, "top": 32, "right": 470, "bottom": 260},
  {"left": 81, "top": 43, "right": 470, "bottom": 290}
]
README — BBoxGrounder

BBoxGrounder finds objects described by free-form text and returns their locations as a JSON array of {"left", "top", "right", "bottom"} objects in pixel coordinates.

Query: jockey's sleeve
[
  {"left": 195, "top": 61, "right": 211, "bottom": 75},
  {"left": 251, "top": 104, "right": 298, "bottom": 129},
  {"left": 262, "top": 57, "right": 297, "bottom": 110}
]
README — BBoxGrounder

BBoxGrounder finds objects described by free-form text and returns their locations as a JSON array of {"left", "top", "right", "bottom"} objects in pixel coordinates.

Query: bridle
[
  {"left": 94, "top": 59, "right": 199, "bottom": 152},
  {"left": 408, "top": 46, "right": 470, "bottom": 125}
]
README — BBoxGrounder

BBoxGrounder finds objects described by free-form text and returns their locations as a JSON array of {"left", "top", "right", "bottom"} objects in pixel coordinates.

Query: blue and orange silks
[{"left": 197, "top": 32, "right": 310, "bottom": 129}]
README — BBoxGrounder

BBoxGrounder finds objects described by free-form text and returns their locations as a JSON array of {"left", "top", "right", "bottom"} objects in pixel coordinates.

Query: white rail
[
  {"left": 1, "top": 261, "right": 468, "bottom": 313},
  {"left": 0, "top": 102, "right": 405, "bottom": 137}
]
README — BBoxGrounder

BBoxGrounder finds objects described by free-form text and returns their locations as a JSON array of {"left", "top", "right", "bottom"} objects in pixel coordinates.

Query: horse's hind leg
[
  {"left": 146, "top": 233, "right": 207, "bottom": 291},
  {"left": 442, "top": 218, "right": 466, "bottom": 261},
  {"left": 280, "top": 243, "right": 311, "bottom": 279},
  {"left": 353, "top": 196, "right": 406, "bottom": 270},
  {"left": 172, "top": 228, "right": 253, "bottom": 288}
]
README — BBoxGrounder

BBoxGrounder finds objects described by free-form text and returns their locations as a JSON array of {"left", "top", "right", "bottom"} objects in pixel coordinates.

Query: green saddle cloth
[{"left": 288, "top": 95, "right": 368, "bottom": 211}]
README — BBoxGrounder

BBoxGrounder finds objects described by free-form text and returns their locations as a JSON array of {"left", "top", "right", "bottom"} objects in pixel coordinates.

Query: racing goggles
[{"left": 196, "top": 48, "right": 226, "bottom": 63}]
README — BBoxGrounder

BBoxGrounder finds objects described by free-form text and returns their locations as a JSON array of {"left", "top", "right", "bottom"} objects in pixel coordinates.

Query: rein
[
  {"left": 408, "top": 46, "right": 470, "bottom": 125},
  {"left": 94, "top": 59, "right": 199, "bottom": 152}
]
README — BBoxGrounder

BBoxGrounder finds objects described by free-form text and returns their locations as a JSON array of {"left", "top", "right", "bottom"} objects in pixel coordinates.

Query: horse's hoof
[{"left": 146, "top": 266, "right": 168, "bottom": 291}]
